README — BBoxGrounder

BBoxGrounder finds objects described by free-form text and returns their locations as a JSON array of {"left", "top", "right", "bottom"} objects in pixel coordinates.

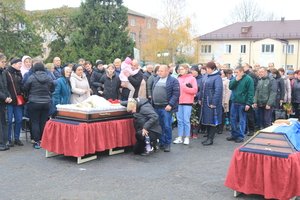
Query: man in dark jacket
[
  {"left": 90, "top": 60, "right": 105, "bottom": 95},
  {"left": 152, "top": 65, "right": 180, "bottom": 152},
  {"left": 0, "top": 53, "right": 12, "bottom": 151},
  {"left": 126, "top": 98, "right": 162, "bottom": 155},
  {"left": 53, "top": 57, "right": 63, "bottom": 79},
  {"left": 120, "top": 59, "right": 143, "bottom": 100},
  {"left": 253, "top": 67, "right": 277, "bottom": 128}
]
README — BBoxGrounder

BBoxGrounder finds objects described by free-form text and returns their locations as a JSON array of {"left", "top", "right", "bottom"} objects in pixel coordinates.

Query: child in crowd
[{"left": 119, "top": 57, "right": 139, "bottom": 99}]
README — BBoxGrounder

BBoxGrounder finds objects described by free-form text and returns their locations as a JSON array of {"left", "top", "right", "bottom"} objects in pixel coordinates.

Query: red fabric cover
[
  {"left": 224, "top": 148, "right": 300, "bottom": 200},
  {"left": 41, "top": 119, "right": 136, "bottom": 157}
]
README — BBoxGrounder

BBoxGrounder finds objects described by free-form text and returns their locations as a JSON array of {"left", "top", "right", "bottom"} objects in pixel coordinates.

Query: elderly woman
[
  {"left": 24, "top": 63, "right": 55, "bottom": 149},
  {"left": 70, "top": 64, "right": 91, "bottom": 104},
  {"left": 173, "top": 64, "right": 198, "bottom": 145},
  {"left": 20, "top": 56, "right": 32, "bottom": 77},
  {"left": 198, "top": 62, "right": 223, "bottom": 145},
  {"left": 52, "top": 67, "right": 72, "bottom": 115}
]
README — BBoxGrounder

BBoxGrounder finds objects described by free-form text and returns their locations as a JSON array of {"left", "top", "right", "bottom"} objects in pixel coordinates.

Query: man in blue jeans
[
  {"left": 152, "top": 65, "right": 179, "bottom": 152},
  {"left": 227, "top": 66, "right": 254, "bottom": 143}
]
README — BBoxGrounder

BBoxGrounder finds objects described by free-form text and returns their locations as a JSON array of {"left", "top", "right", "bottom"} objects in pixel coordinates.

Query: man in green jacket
[
  {"left": 227, "top": 66, "right": 254, "bottom": 143},
  {"left": 253, "top": 67, "right": 277, "bottom": 128}
]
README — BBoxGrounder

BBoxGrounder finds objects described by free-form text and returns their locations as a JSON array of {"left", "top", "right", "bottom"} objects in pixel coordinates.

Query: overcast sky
[{"left": 25, "top": 0, "right": 300, "bottom": 36}]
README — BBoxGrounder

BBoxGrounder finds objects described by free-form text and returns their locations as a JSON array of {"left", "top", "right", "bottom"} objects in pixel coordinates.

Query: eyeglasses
[{"left": 0, "top": 61, "right": 6, "bottom": 63}]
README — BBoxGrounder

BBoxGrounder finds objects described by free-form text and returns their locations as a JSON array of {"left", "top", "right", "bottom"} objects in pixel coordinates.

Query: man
[
  {"left": 120, "top": 59, "right": 143, "bottom": 100},
  {"left": 0, "top": 53, "right": 12, "bottom": 151},
  {"left": 143, "top": 64, "right": 153, "bottom": 82},
  {"left": 53, "top": 57, "right": 63, "bottom": 79},
  {"left": 152, "top": 65, "right": 180, "bottom": 152},
  {"left": 83, "top": 61, "right": 94, "bottom": 87},
  {"left": 253, "top": 67, "right": 277, "bottom": 128},
  {"left": 126, "top": 98, "right": 161, "bottom": 155},
  {"left": 90, "top": 60, "right": 105, "bottom": 95},
  {"left": 243, "top": 63, "right": 258, "bottom": 136},
  {"left": 113, "top": 58, "right": 122, "bottom": 76},
  {"left": 227, "top": 66, "right": 254, "bottom": 143}
]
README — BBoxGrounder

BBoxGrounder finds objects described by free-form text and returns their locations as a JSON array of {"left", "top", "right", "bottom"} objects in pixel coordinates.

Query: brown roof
[{"left": 198, "top": 20, "right": 300, "bottom": 41}]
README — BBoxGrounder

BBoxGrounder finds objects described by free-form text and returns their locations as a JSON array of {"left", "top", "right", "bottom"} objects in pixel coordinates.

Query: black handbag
[{"left": 274, "top": 109, "right": 287, "bottom": 120}]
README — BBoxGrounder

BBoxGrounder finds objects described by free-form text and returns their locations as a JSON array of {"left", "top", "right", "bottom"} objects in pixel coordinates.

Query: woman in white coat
[{"left": 70, "top": 64, "right": 91, "bottom": 104}]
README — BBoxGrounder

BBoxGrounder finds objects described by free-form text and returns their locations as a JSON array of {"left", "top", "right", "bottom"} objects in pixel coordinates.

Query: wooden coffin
[{"left": 240, "top": 132, "right": 296, "bottom": 158}]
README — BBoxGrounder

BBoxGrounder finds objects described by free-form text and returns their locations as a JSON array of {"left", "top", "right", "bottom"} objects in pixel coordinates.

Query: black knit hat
[{"left": 10, "top": 58, "right": 22, "bottom": 65}]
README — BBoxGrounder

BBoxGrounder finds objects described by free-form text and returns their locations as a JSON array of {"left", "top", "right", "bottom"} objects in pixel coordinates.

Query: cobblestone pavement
[{"left": 0, "top": 129, "right": 271, "bottom": 200}]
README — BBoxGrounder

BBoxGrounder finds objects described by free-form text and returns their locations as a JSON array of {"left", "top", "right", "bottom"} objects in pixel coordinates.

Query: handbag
[
  {"left": 274, "top": 109, "right": 287, "bottom": 120},
  {"left": 16, "top": 95, "right": 25, "bottom": 105},
  {"left": 7, "top": 72, "right": 25, "bottom": 106}
]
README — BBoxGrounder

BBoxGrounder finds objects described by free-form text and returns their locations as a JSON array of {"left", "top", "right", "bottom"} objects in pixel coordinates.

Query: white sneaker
[
  {"left": 183, "top": 137, "right": 190, "bottom": 145},
  {"left": 173, "top": 137, "right": 183, "bottom": 144}
]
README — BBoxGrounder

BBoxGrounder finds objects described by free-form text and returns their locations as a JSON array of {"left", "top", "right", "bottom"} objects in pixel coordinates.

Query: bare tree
[{"left": 229, "top": 0, "right": 275, "bottom": 23}]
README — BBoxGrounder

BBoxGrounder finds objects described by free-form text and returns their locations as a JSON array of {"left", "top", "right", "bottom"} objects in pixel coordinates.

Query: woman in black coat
[
  {"left": 126, "top": 98, "right": 162, "bottom": 155},
  {"left": 99, "top": 64, "right": 121, "bottom": 100},
  {"left": 23, "top": 63, "right": 55, "bottom": 149}
]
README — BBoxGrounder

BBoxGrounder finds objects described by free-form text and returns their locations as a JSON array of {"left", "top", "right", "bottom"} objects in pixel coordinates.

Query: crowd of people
[{"left": 0, "top": 52, "right": 299, "bottom": 156}]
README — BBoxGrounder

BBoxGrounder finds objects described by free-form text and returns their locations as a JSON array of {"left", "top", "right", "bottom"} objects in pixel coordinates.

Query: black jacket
[
  {"left": 121, "top": 69, "right": 143, "bottom": 100},
  {"left": 23, "top": 71, "right": 55, "bottom": 103},
  {"left": 5, "top": 66, "right": 23, "bottom": 105},
  {"left": 99, "top": 72, "right": 121, "bottom": 100},
  {"left": 0, "top": 68, "right": 10, "bottom": 103},
  {"left": 90, "top": 68, "right": 105, "bottom": 94},
  {"left": 133, "top": 98, "right": 162, "bottom": 135}
]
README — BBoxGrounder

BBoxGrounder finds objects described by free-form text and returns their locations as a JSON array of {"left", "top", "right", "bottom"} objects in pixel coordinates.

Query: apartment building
[{"left": 196, "top": 19, "right": 300, "bottom": 69}]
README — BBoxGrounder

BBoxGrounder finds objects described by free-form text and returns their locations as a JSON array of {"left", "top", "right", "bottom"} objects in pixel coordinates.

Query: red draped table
[
  {"left": 224, "top": 148, "right": 300, "bottom": 200},
  {"left": 41, "top": 118, "right": 136, "bottom": 163}
]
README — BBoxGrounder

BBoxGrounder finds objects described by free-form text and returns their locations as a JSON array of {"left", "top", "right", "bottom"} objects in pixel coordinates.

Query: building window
[
  {"left": 262, "top": 44, "right": 274, "bottom": 53},
  {"left": 201, "top": 45, "right": 211, "bottom": 53},
  {"left": 240, "top": 45, "right": 246, "bottom": 53},
  {"left": 283, "top": 44, "right": 294, "bottom": 54},
  {"left": 130, "top": 19, "right": 136, "bottom": 26},
  {"left": 130, "top": 32, "right": 136, "bottom": 41},
  {"left": 147, "top": 22, "right": 151, "bottom": 29},
  {"left": 225, "top": 44, "right": 231, "bottom": 53}
]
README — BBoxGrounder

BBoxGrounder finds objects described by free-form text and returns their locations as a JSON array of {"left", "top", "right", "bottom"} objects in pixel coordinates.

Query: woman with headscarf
[
  {"left": 51, "top": 67, "right": 72, "bottom": 116},
  {"left": 20, "top": 56, "right": 32, "bottom": 77},
  {"left": 24, "top": 63, "right": 55, "bottom": 149}
]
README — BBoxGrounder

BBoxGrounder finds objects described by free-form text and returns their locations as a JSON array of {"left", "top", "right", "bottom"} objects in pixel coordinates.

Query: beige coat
[
  {"left": 70, "top": 72, "right": 91, "bottom": 104},
  {"left": 222, "top": 77, "right": 231, "bottom": 112}
]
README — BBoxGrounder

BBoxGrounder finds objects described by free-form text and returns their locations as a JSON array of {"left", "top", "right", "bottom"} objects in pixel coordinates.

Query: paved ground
[{"left": 0, "top": 129, "right": 269, "bottom": 200}]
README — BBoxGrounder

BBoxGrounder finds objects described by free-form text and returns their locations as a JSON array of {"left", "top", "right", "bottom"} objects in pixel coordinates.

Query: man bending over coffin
[{"left": 125, "top": 98, "right": 162, "bottom": 156}]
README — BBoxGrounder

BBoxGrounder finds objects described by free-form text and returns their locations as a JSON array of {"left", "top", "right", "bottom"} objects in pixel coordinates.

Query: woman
[
  {"left": 218, "top": 69, "right": 231, "bottom": 134},
  {"left": 0, "top": 53, "right": 12, "bottom": 151},
  {"left": 189, "top": 65, "right": 203, "bottom": 138},
  {"left": 6, "top": 58, "right": 24, "bottom": 147},
  {"left": 70, "top": 64, "right": 91, "bottom": 104},
  {"left": 198, "top": 62, "right": 223, "bottom": 145},
  {"left": 173, "top": 64, "right": 198, "bottom": 145},
  {"left": 24, "top": 63, "right": 55, "bottom": 149},
  {"left": 52, "top": 67, "right": 72, "bottom": 115},
  {"left": 20, "top": 55, "right": 32, "bottom": 77},
  {"left": 99, "top": 64, "right": 121, "bottom": 100}
]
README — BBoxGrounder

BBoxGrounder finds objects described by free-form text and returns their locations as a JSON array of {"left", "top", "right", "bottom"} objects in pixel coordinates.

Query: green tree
[
  {"left": 0, "top": 0, "right": 42, "bottom": 59},
  {"left": 65, "top": 0, "right": 134, "bottom": 63},
  {"left": 30, "top": 7, "right": 78, "bottom": 63}
]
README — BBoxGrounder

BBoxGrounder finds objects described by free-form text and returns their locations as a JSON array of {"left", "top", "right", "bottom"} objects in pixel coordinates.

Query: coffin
[
  {"left": 55, "top": 96, "right": 132, "bottom": 122},
  {"left": 240, "top": 131, "right": 296, "bottom": 158}
]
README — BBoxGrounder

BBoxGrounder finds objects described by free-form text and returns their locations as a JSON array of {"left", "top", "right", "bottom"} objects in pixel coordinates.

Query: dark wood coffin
[
  {"left": 240, "top": 132, "right": 296, "bottom": 158},
  {"left": 56, "top": 110, "right": 132, "bottom": 122}
]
